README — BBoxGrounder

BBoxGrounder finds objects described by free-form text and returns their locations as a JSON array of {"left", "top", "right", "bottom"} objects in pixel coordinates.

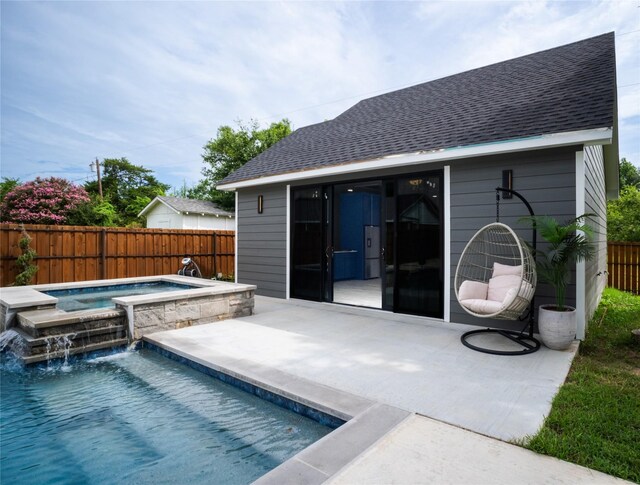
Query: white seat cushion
[
  {"left": 460, "top": 298, "right": 503, "bottom": 314},
  {"left": 458, "top": 263, "right": 529, "bottom": 315},
  {"left": 492, "top": 262, "right": 522, "bottom": 277},
  {"left": 458, "top": 280, "right": 488, "bottom": 301},
  {"left": 503, "top": 280, "right": 534, "bottom": 302},
  {"left": 487, "top": 274, "right": 521, "bottom": 302}
]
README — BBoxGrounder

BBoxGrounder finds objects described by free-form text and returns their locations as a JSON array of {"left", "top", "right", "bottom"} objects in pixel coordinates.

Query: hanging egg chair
[
  {"left": 456, "top": 187, "right": 540, "bottom": 356},
  {"left": 454, "top": 222, "right": 536, "bottom": 320}
]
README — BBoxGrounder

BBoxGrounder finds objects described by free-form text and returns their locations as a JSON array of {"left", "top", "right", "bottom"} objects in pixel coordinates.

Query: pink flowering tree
[{"left": 1, "top": 177, "right": 90, "bottom": 225}]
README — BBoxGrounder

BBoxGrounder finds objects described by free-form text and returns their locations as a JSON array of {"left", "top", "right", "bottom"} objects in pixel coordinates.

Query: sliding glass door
[
  {"left": 382, "top": 180, "right": 395, "bottom": 311},
  {"left": 394, "top": 174, "right": 443, "bottom": 317},
  {"left": 291, "top": 187, "right": 322, "bottom": 300},
  {"left": 290, "top": 186, "right": 332, "bottom": 301},
  {"left": 290, "top": 170, "right": 442, "bottom": 318}
]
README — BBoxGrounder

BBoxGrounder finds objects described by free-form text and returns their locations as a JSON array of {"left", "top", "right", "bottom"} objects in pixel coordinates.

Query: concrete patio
[
  {"left": 146, "top": 296, "right": 633, "bottom": 484},
  {"left": 149, "top": 295, "right": 577, "bottom": 441}
]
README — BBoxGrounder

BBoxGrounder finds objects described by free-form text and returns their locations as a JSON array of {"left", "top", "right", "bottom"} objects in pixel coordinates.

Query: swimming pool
[
  {"left": 44, "top": 281, "right": 195, "bottom": 311},
  {"left": 0, "top": 349, "right": 332, "bottom": 484}
]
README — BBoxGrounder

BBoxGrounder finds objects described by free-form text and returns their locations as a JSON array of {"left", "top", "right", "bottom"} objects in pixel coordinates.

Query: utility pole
[{"left": 90, "top": 157, "right": 103, "bottom": 199}]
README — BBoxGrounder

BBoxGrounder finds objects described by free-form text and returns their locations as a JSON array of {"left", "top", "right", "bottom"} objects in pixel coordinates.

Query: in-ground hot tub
[
  {"left": 43, "top": 281, "right": 198, "bottom": 312},
  {"left": 0, "top": 276, "right": 256, "bottom": 364}
]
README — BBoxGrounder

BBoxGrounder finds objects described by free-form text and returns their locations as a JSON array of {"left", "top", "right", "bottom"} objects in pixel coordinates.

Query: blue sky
[{"left": 1, "top": 1, "right": 639, "bottom": 190}]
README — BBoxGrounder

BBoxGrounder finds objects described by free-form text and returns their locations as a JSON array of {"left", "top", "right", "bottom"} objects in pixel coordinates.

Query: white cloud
[
  {"left": 618, "top": 87, "right": 640, "bottom": 120},
  {"left": 1, "top": 0, "right": 638, "bottom": 184}
]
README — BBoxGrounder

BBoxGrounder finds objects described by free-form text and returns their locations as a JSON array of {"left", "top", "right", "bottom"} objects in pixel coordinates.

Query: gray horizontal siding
[
  {"left": 583, "top": 145, "right": 607, "bottom": 324},
  {"left": 239, "top": 232, "right": 287, "bottom": 242},
  {"left": 238, "top": 259, "right": 286, "bottom": 270},
  {"left": 450, "top": 147, "right": 578, "bottom": 329},
  {"left": 237, "top": 185, "right": 287, "bottom": 298},
  {"left": 237, "top": 248, "right": 284, "bottom": 258},
  {"left": 239, "top": 200, "right": 287, "bottom": 210},
  {"left": 236, "top": 215, "right": 286, "bottom": 226},
  {"left": 235, "top": 145, "right": 585, "bottom": 325}
]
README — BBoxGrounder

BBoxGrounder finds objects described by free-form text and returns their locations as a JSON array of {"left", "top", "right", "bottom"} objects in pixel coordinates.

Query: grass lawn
[{"left": 523, "top": 288, "right": 640, "bottom": 483}]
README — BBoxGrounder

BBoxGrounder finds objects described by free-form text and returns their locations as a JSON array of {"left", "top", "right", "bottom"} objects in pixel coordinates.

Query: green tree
[
  {"left": 0, "top": 177, "right": 20, "bottom": 205},
  {"left": 606, "top": 159, "right": 640, "bottom": 242},
  {"left": 170, "top": 180, "right": 190, "bottom": 198},
  {"left": 186, "top": 179, "right": 212, "bottom": 201},
  {"left": 199, "top": 119, "right": 292, "bottom": 210},
  {"left": 607, "top": 186, "right": 640, "bottom": 242},
  {"left": 619, "top": 158, "right": 640, "bottom": 189},
  {"left": 84, "top": 158, "right": 169, "bottom": 226},
  {"left": 67, "top": 196, "right": 118, "bottom": 227}
]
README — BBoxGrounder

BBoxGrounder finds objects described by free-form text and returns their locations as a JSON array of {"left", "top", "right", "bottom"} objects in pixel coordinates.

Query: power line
[
  {"left": 121, "top": 81, "right": 421, "bottom": 155},
  {"left": 70, "top": 175, "right": 93, "bottom": 183},
  {"left": 616, "top": 28, "right": 640, "bottom": 36},
  {"left": 122, "top": 133, "right": 205, "bottom": 154}
]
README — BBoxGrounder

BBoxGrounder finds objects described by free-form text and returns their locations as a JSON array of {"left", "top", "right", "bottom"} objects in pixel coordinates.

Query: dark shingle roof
[
  {"left": 221, "top": 33, "right": 616, "bottom": 185},
  {"left": 150, "top": 196, "right": 234, "bottom": 216}
]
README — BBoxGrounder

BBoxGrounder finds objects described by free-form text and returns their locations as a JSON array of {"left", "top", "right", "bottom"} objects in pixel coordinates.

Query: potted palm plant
[{"left": 523, "top": 214, "right": 595, "bottom": 350}]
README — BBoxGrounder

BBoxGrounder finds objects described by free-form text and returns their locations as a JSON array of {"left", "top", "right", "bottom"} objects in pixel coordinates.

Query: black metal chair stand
[{"left": 459, "top": 187, "right": 541, "bottom": 356}]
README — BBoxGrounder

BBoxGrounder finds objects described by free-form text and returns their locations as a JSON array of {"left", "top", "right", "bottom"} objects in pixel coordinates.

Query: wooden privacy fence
[
  {"left": 608, "top": 241, "right": 640, "bottom": 295},
  {"left": 0, "top": 224, "right": 235, "bottom": 287}
]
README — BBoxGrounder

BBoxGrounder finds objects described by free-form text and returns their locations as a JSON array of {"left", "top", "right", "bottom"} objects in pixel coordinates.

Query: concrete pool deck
[{"left": 145, "top": 296, "right": 629, "bottom": 484}]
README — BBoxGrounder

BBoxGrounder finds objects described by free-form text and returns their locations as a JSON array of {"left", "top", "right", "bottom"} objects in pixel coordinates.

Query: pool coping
[
  {"left": 14, "top": 274, "right": 234, "bottom": 292},
  {"left": 0, "top": 275, "right": 255, "bottom": 309},
  {"left": 0, "top": 287, "right": 58, "bottom": 310},
  {"left": 17, "top": 307, "right": 127, "bottom": 329},
  {"left": 144, "top": 332, "right": 413, "bottom": 484}
]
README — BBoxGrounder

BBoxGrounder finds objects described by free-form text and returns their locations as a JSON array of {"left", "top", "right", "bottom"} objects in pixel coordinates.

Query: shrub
[
  {"left": 14, "top": 226, "right": 38, "bottom": 286},
  {"left": 1, "top": 177, "right": 90, "bottom": 225},
  {"left": 607, "top": 186, "right": 640, "bottom": 242}
]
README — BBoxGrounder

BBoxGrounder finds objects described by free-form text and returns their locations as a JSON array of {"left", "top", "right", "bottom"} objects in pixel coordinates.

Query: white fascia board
[
  {"left": 234, "top": 192, "right": 238, "bottom": 283},
  {"left": 443, "top": 165, "right": 451, "bottom": 323},
  {"left": 217, "top": 128, "right": 613, "bottom": 191},
  {"left": 285, "top": 185, "right": 291, "bottom": 299},
  {"left": 575, "top": 151, "right": 586, "bottom": 340},
  {"left": 138, "top": 197, "right": 181, "bottom": 217}
]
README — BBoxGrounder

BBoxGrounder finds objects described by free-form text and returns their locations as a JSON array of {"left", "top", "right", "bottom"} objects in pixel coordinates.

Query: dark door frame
[{"left": 289, "top": 168, "right": 444, "bottom": 318}]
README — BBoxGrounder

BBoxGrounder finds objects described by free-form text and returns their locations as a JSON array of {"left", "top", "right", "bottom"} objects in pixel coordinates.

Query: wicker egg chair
[
  {"left": 456, "top": 187, "right": 541, "bottom": 356},
  {"left": 455, "top": 223, "right": 537, "bottom": 320}
]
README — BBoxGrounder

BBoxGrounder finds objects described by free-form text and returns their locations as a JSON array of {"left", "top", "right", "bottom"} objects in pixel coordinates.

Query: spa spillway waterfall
[
  {"left": 0, "top": 276, "right": 255, "bottom": 364},
  {"left": 1, "top": 307, "right": 128, "bottom": 365}
]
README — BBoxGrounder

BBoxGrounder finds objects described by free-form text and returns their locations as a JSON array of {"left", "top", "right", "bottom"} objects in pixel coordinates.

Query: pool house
[{"left": 218, "top": 33, "right": 619, "bottom": 340}]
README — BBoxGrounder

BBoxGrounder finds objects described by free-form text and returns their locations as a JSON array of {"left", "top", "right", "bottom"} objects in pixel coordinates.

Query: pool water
[
  {"left": 45, "top": 282, "right": 195, "bottom": 311},
  {"left": 0, "top": 349, "right": 331, "bottom": 484}
]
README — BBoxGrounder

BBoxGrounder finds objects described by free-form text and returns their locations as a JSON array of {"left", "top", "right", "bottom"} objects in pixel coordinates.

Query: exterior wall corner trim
[
  {"left": 443, "top": 165, "right": 451, "bottom": 323},
  {"left": 575, "top": 150, "right": 586, "bottom": 340}
]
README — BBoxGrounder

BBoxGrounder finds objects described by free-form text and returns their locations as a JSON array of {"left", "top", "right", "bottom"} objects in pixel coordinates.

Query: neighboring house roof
[
  {"left": 220, "top": 33, "right": 616, "bottom": 187},
  {"left": 138, "top": 196, "right": 234, "bottom": 218}
]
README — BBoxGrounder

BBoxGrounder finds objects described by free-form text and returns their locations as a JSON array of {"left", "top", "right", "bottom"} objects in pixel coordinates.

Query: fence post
[
  {"left": 213, "top": 233, "right": 217, "bottom": 277},
  {"left": 101, "top": 228, "right": 107, "bottom": 280}
]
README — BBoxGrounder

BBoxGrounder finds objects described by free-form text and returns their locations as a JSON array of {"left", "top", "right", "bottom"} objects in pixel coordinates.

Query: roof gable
[
  {"left": 221, "top": 33, "right": 616, "bottom": 186},
  {"left": 139, "top": 196, "right": 234, "bottom": 218}
]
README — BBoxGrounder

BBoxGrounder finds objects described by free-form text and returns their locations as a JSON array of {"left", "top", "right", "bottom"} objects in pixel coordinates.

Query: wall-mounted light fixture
[
  {"left": 257, "top": 195, "right": 264, "bottom": 214},
  {"left": 502, "top": 170, "right": 513, "bottom": 198}
]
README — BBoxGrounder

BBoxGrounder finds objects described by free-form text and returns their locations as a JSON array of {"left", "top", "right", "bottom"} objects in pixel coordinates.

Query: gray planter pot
[{"left": 538, "top": 304, "right": 577, "bottom": 350}]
